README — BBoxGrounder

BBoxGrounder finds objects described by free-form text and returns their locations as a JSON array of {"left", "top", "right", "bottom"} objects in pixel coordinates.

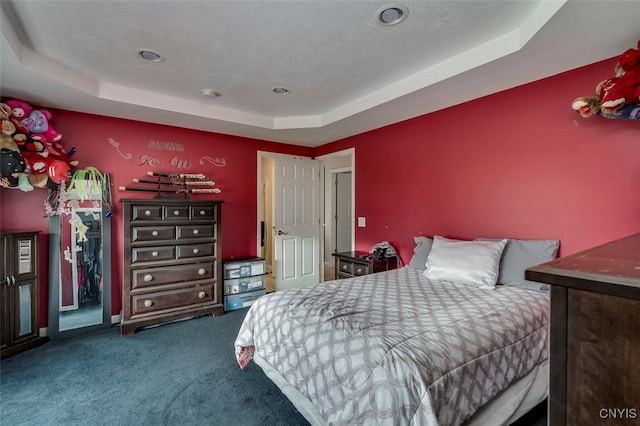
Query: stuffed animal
[
  {"left": 572, "top": 40, "right": 640, "bottom": 118},
  {"left": 18, "top": 137, "right": 48, "bottom": 171},
  {"left": 5, "top": 98, "right": 63, "bottom": 143},
  {"left": 23, "top": 109, "right": 63, "bottom": 143},
  {"left": 4, "top": 99, "right": 32, "bottom": 121},
  {"left": 0, "top": 128, "right": 33, "bottom": 191},
  {"left": 0, "top": 148, "right": 28, "bottom": 189},
  {"left": 571, "top": 96, "right": 601, "bottom": 118},
  {"left": 44, "top": 159, "right": 71, "bottom": 190},
  {"left": 600, "top": 41, "right": 640, "bottom": 114},
  {"left": 43, "top": 140, "right": 78, "bottom": 166}
]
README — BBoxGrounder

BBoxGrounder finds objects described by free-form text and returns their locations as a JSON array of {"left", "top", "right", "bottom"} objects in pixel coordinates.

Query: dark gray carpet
[
  {"left": 0, "top": 309, "right": 307, "bottom": 426},
  {"left": 0, "top": 308, "right": 546, "bottom": 426}
]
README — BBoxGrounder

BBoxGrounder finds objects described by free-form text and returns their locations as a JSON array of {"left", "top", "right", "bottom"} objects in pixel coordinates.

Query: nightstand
[{"left": 332, "top": 251, "right": 398, "bottom": 280}]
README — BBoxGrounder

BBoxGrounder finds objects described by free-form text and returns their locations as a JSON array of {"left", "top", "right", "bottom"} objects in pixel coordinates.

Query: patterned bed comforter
[{"left": 234, "top": 267, "right": 549, "bottom": 426}]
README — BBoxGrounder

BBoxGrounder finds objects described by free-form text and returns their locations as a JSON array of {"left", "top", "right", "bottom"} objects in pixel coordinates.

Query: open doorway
[{"left": 318, "top": 149, "right": 355, "bottom": 282}]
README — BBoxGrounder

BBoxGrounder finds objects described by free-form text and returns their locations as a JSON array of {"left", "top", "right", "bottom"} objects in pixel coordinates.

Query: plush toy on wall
[
  {"left": 5, "top": 98, "right": 63, "bottom": 143},
  {"left": 600, "top": 43, "right": 640, "bottom": 114},
  {"left": 1, "top": 98, "right": 79, "bottom": 191},
  {"left": 572, "top": 40, "right": 640, "bottom": 120},
  {"left": 0, "top": 136, "right": 32, "bottom": 191},
  {"left": 0, "top": 104, "right": 33, "bottom": 191}
]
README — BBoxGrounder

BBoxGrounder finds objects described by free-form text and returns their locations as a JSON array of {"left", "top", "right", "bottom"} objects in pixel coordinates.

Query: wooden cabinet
[
  {"left": 525, "top": 233, "right": 640, "bottom": 426},
  {"left": 1, "top": 231, "right": 46, "bottom": 359},
  {"left": 121, "top": 199, "right": 223, "bottom": 336},
  {"left": 332, "top": 251, "right": 398, "bottom": 280}
]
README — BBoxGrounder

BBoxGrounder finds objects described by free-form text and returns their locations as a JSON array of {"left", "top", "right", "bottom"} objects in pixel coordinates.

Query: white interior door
[
  {"left": 335, "top": 172, "right": 352, "bottom": 253},
  {"left": 274, "top": 155, "right": 320, "bottom": 290}
]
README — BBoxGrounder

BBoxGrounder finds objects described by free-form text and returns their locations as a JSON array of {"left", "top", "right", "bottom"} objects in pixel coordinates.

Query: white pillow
[{"left": 423, "top": 236, "right": 508, "bottom": 288}]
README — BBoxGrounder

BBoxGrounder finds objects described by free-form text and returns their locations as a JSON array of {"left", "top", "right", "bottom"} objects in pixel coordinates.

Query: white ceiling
[{"left": 1, "top": 1, "right": 638, "bottom": 147}]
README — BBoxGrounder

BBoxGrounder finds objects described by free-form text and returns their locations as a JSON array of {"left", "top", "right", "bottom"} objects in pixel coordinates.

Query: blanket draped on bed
[{"left": 235, "top": 267, "right": 549, "bottom": 426}]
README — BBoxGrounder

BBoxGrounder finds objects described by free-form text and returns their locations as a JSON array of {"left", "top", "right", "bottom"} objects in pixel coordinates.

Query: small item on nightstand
[
  {"left": 369, "top": 241, "right": 397, "bottom": 260},
  {"left": 359, "top": 254, "right": 372, "bottom": 260}
]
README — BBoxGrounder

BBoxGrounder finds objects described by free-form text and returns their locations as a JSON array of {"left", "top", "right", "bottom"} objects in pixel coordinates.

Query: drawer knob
[
  {"left": 193, "top": 248, "right": 199, "bottom": 254},
  {"left": 356, "top": 268, "right": 363, "bottom": 274},
  {"left": 342, "top": 265, "right": 348, "bottom": 270},
  {"left": 198, "top": 268, "right": 206, "bottom": 276},
  {"left": 143, "top": 300, "right": 153, "bottom": 307},
  {"left": 173, "top": 210, "right": 180, "bottom": 216},
  {"left": 193, "top": 229, "right": 199, "bottom": 235},
  {"left": 198, "top": 291, "right": 206, "bottom": 299},
  {"left": 152, "top": 251, "right": 159, "bottom": 257},
  {"left": 144, "top": 210, "right": 151, "bottom": 216},
  {"left": 199, "top": 210, "right": 206, "bottom": 216},
  {"left": 151, "top": 230, "right": 159, "bottom": 236},
  {"left": 143, "top": 274, "right": 153, "bottom": 282}
]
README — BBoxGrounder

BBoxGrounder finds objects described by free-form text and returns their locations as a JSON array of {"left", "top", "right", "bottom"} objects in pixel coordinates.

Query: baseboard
[{"left": 38, "top": 317, "right": 120, "bottom": 337}]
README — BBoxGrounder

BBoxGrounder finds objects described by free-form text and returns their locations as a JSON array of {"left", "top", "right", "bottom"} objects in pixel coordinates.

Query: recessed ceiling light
[
  {"left": 272, "top": 87, "right": 289, "bottom": 95},
  {"left": 375, "top": 3, "right": 408, "bottom": 26},
  {"left": 136, "top": 49, "right": 163, "bottom": 62},
  {"left": 201, "top": 89, "right": 221, "bottom": 98}
]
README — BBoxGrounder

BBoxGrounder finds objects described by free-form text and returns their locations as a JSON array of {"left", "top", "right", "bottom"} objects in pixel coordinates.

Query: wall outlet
[{"left": 358, "top": 217, "right": 366, "bottom": 227}]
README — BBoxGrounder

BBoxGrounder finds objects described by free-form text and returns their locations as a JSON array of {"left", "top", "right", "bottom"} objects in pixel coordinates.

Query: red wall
[
  {"left": 0, "top": 113, "right": 311, "bottom": 325},
  {"left": 316, "top": 57, "right": 640, "bottom": 262},
  {"left": 2, "top": 55, "right": 638, "bottom": 329}
]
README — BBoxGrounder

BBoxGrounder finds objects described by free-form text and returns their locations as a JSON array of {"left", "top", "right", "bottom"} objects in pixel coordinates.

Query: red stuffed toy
[{"left": 600, "top": 40, "right": 640, "bottom": 114}]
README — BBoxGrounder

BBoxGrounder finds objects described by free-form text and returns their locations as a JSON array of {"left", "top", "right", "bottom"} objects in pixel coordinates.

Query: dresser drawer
[
  {"left": 337, "top": 259, "right": 354, "bottom": 275},
  {"left": 164, "top": 205, "right": 190, "bottom": 220},
  {"left": 353, "top": 263, "right": 370, "bottom": 276},
  {"left": 132, "top": 226, "right": 176, "bottom": 242},
  {"left": 191, "top": 205, "right": 216, "bottom": 220},
  {"left": 131, "top": 246, "right": 176, "bottom": 263},
  {"left": 177, "top": 225, "right": 215, "bottom": 240},
  {"left": 132, "top": 263, "right": 214, "bottom": 289},
  {"left": 132, "top": 205, "right": 163, "bottom": 221},
  {"left": 177, "top": 243, "right": 214, "bottom": 259},
  {"left": 332, "top": 252, "right": 397, "bottom": 280},
  {"left": 131, "top": 284, "right": 215, "bottom": 316}
]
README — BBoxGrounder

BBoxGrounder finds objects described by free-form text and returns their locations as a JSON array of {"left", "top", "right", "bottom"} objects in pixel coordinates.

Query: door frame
[
  {"left": 257, "top": 148, "right": 355, "bottom": 284},
  {"left": 331, "top": 169, "right": 353, "bottom": 254},
  {"left": 316, "top": 148, "right": 355, "bottom": 277}
]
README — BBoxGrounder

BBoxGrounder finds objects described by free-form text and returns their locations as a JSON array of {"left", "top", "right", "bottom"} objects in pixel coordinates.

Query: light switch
[{"left": 358, "top": 217, "right": 366, "bottom": 227}]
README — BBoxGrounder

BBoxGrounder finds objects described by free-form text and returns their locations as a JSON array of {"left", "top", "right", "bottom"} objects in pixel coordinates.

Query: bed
[{"left": 235, "top": 236, "right": 558, "bottom": 425}]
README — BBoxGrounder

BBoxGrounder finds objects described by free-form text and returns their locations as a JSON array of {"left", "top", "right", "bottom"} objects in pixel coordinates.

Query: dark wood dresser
[
  {"left": 332, "top": 251, "right": 398, "bottom": 280},
  {"left": 525, "top": 233, "right": 640, "bottom": 426},
  {"left": 120, "top": 199, "right": 223, "bottom": 336}
]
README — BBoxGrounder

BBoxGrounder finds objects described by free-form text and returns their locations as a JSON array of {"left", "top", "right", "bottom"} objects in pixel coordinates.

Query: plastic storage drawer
[
  {"left": 224, "top": 275, "right": 266, "bottom": 295},
  {"left": 223, "top": 258, "right": 265, "bottom": 279},
  {"left": 224, "top": 290, "right": 266, "bottom": 311}
]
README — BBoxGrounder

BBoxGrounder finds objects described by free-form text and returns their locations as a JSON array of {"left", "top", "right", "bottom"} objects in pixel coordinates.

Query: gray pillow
[
  {"left": 477, "top": 238, "right": 559, "bottom": 292},
  {"left": 408, "top": 236, "right": 433, "bottom": 270}
]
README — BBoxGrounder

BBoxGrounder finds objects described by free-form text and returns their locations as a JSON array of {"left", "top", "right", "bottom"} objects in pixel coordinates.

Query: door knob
[{"left": 277, "top": 230, "right": 288, "bottom": 235}]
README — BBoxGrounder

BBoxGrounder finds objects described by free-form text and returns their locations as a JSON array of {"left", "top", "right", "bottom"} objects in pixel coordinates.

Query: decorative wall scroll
[{"left": 107, "top": 137, "right": 227, "bottom": 169}]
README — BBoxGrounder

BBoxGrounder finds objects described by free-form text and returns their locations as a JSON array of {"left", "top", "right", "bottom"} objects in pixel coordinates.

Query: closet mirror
[{"left": 48, "top": 179, "right": 111, "bottom": 338}]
